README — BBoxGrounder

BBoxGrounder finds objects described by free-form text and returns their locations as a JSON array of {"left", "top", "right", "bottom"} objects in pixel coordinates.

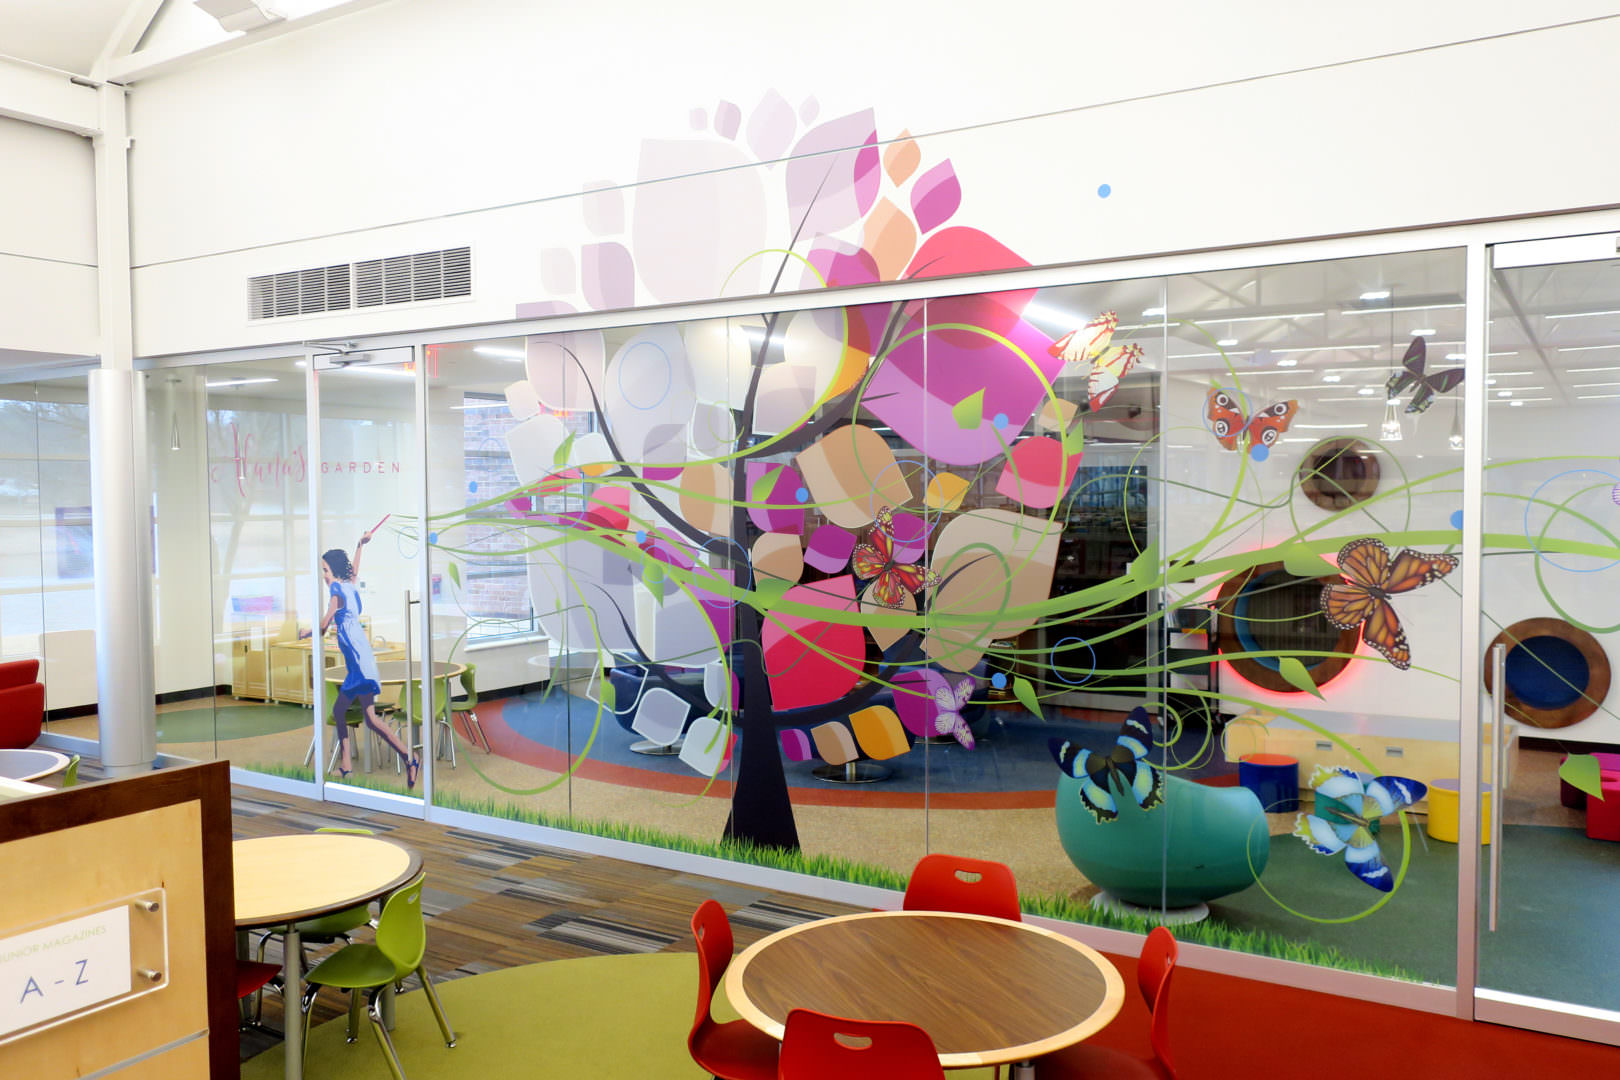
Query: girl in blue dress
[{"left": 304, "top": 527, "right": 419, "bottom": 786}]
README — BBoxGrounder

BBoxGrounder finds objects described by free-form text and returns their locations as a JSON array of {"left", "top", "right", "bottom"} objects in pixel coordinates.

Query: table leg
[
  {"left": 283, "top": 927, "right": 304, "bottom": 1080},
  {"left": 1011, "top": 1060, "right": 1034, "bottom": 1079}
]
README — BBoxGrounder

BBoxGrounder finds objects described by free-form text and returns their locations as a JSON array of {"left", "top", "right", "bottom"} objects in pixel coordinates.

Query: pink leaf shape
[{"left": 910, "top": 159, "right": 962, "bottom": 234}]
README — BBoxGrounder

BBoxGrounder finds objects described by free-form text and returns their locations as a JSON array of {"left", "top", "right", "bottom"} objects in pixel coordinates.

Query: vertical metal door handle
[{"left": 1488, "top": 642, "right": 1506, "bottom": 932}]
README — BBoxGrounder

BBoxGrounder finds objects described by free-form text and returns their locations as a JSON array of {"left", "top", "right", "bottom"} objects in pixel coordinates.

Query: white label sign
[{"left": 0, "top": 906, "right": 133, "bottom": 1038}]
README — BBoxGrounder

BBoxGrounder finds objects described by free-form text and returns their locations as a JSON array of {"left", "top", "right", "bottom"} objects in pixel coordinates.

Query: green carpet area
[
  {"left": 1209, "top": 823, "right": 1620, "bottom": 1008},
  {"left": 242, "top": 953, "right": 994, "bottom": 1079},
  {"left": 157, "top": 704, "right": 311, "bottom": 743}
]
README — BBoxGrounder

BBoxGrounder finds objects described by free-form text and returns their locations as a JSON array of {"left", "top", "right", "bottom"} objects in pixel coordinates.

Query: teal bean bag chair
[{"left": 1054, "top": 772, "right": 1270, "bottom": 908}]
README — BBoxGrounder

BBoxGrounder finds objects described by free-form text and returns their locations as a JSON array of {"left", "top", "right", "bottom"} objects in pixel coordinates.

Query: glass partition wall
[{"left": 139, "top": 231, "right": 1620, "bottom": 1039}]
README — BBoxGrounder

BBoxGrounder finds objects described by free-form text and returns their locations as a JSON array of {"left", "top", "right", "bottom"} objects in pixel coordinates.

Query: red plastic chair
[
  {"left": 689, "top": 900, "right": 779, "bottom": 1080},
  {"left": 1036, "top": 926, "right": 1178, "bottom": 1079},
  {"left": 235, "top": 958, "right": 282, "bottom": 1030},
  {"left": 902, "top": 853, "right": 1022, "bottom": 921},
  {"left": 0, "top": 680, "right": 44, "bottom": 750},
  {"left": 778, "top": 1008, "right": 944, "bottom": 1080}
]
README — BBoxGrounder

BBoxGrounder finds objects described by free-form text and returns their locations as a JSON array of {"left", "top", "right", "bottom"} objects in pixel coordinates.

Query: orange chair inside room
[
  {"left": 902, "top": 853, "right": 1022, "bottom": 922},
  {"left": 778, "top": 1008, "right": 945, "bottom": 1080},
  {"left": 688, "top": 899, "right": 780, "bottom": 1080},
  {"left": 1037, "top": 926, "right": 1178, "bottom": 1079}
]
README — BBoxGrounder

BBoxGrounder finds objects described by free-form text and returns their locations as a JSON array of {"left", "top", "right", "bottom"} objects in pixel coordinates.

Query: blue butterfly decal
[
  {"left": 1293, "top": 765, "right": 1426, "bottom": 892},
  {"left": 1048, "top": 706, "right": 1165, "bottom": 824}
]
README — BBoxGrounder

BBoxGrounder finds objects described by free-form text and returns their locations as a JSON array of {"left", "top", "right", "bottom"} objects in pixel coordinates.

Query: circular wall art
[
  {"left": 1215, "top": 561, "right": 1359, "bottom": 693},
  {"left": 1298, "top": 438, "right": 1381, "bottom": 512},
  {"left": 1484, "top": 617, "right": 1611, "bottom": 729}
]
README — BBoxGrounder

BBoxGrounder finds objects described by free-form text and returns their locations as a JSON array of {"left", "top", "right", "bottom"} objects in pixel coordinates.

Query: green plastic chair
[
  {"left": 401, "top": 676, "right": 455, "bottom": 769},
  {"left": 61, "top": 754, "right": 80, "bottom": 787},
  {"left": 447, "top": 664, "right": 491, "bottom": 754},
  {"left": 301, "top": 873, "right": 456, "bottom": 1078}
]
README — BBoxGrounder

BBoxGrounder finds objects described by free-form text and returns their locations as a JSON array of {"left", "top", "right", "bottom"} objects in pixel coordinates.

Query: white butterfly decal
[
  {"left": 923, "top": 670, "right": 976, "bottom": 750},
  {"left": 1046, "top": 311, "right": 1143, "bottom": 411}
]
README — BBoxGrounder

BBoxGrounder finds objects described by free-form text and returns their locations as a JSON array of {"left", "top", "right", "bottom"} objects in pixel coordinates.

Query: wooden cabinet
[
  {"left": 267, "top": 634, "right": 406, "bottom": 706},
  {"left": 229, "top": 624, "right": 271, "bottom": 700}
]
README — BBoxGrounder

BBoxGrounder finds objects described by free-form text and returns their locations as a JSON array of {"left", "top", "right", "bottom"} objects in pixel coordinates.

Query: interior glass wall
[
  {"left": 1480, "top": 250, "right": 1620, "bottom": 1015},
  {"left": 391, "top": 245, "right": 1468, "bottom": 983}
]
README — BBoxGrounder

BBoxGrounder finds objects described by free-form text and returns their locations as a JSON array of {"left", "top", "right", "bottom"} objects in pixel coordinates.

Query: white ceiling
[{"left": 0, "top": 0, "right": 139, "bottom": 75}]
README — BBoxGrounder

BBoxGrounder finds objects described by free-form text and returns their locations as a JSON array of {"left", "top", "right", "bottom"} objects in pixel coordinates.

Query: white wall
[
  {"left": 0, "top": 116, "right": 96, "bottom": 358},
  {"left": 126, "top": 2, "right": 1620, "bottom": 356}
]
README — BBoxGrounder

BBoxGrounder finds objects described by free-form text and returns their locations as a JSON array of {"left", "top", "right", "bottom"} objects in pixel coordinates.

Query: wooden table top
[
  {"left": 232, "top": 834, "right": 421, "bottom": 929},
  {"left": 327, "top": 660, "right": 465, "bottom": 684},
  {"left": 725, "top": 910, "right": 1125, "bottom": 1068}
]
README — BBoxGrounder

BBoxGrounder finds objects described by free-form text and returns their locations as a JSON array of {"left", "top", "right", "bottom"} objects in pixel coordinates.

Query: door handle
[{"left": 1488, "top": 642, "right": 1506, "bottom": 932}]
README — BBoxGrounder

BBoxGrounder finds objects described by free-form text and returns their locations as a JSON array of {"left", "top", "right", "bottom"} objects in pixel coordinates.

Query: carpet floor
[{"left": 156, "top": 703, "right": 312, "bottom": 743}]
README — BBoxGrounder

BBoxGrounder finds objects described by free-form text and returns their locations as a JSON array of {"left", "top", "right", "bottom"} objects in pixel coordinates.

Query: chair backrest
[
  {"left": 62, "top": 754, "right": 80, "bottom": 787},
  {"left": 902, "top": 853, "right": 1021, "bottom": 921},
  {"left": 457, "top": 664, "right": 479, "bottom": 707},
  {"left": 0, "top": 658, "right": 39, "bottom": 690},
  {"left": 374, "top": 874, "right": 429, "bottom": 978},
  {"left": 315, "top": 826, "right": 375, "bottom": 835},
  {"left": 688, "top": 899, "right": 733, "bottom": 1043},
  {"left": 778, "top": 1008, "right": 944, "bottom": 1080},
  {"left": 1139, "top": 926, "right": 1178, "bottom": 1075},
  {"left": 0, "top": 682, "right": 45, "bottom": 750},
  {"left": 407, "top": 676, "right": 452, "bottom": 719}
]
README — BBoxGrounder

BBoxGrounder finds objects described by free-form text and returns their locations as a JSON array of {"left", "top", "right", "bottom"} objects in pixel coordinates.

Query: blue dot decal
[
  {"left": 795, "top": 487, "right": 809, "bottom": 503},
  {"left": 1097, "top": 183, "right": 1112, "bottom": 198},
  {"left": 1449, "top": 510, "right": 1464, "bottom": 530},
  {"left": 1250, "top": 445, "right": 1270, "bottom": 463},
  {"left": 991, "top": 673, "right": 1007, "bottom": 689},
  {"left": 635, "top": 530, "right": 648, "bottom": 544},
  {"left": 993, "top": 413, "right": 1009, "bottom": 430},
  {"left": 468, "top": 480, "right": 478, "bottom": 494},
  {"left": 428, "top": 531, "right": 439, "bottom": 545}
]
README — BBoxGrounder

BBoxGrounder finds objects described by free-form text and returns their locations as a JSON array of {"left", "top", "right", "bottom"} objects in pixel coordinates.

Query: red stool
[{"left": 1585, "top": 774, "right": 1620, "bottom": 842}]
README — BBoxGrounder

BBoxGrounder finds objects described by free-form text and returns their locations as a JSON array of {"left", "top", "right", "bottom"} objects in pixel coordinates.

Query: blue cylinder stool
[{"left": 1239, "top": 753, "right": 1300, "bottom": 813}]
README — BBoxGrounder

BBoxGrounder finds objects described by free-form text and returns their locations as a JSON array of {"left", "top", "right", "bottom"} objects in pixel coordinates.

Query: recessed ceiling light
[
  {"left": 1444, "top": 353, "right": 1466, "bottom": 361},
  {"left": 205, "top": 377, "right": 278, "bottom": 388},
  {"left": 1359, "top": 290, "right": 1392, "bottom": 301},
  {"left": 1321, "top": 374, "right": 1342, "bottom": 383},
  {"left": 1486, "top": 378, "right": 1497, "bottom": 386},
  {"left": 1411, "top": 328, "right": 1437, "bottom": 337},
  {"left": 1141, "top": 306, "right": 1166, "bottom": 317},
  {"left": 1497, "top": 390, "right": 1512, "bottom": 397},
  {"left": 1357, "top": 387, "right": 1376, "bottom": 396},
  {"left": 1217, "top": 338, "right": 1238, "bottom": 347},
  {"left": 1510, "top": 400, "right": 1525, "bottom": 407},
  {"left": 1276, "top": 358, "right": 1298, "bottom": 367}
]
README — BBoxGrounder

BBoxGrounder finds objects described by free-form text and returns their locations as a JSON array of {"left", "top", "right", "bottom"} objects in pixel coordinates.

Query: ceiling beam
[
  {"left": 104, "top": 0, "right": 395, "bottom": 84},
  {"left": 91, "top": 0, "right": 172, "bottom": 83},
  {"left": 0, "top": 56, "right": 100, "bottom": 135}
]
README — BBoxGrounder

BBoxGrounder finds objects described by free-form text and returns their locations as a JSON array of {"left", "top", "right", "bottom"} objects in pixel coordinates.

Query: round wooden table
[
  {"left": 0, "top": 747, "right": 70, "bottom": 781},
  {"left": 233, "top": 833, "right": 422, "bottom": 1080},
  {"left": 725, "top": 910, "right": 1125, "bottom": 1069}
]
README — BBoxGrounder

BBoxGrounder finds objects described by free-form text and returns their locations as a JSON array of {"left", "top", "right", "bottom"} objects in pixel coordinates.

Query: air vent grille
[
  {"left": 247, "top": 247, "right": 470, "bottom": 320},
  {"left": 355, "top": 247, "right": 472, "bottom": 308}
]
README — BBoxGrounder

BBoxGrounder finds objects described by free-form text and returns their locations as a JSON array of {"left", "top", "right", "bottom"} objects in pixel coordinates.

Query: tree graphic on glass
[{"left": 437, "top": 110, "right": 1088, "bottom": 850}]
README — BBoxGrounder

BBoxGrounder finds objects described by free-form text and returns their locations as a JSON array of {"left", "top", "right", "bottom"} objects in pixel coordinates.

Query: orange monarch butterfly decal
[
  {"left": 1319, "top": 537, "right": 1458, "bottom": 670},
  {"left": 851, "top": 508, "right": 939, "bottom": 609}
]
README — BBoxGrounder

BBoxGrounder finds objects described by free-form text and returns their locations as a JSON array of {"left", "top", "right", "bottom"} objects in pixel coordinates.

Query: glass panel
[
  {"left": 35, "top": 376, "right": 93, "bottom": 734},
  {"left": 197, "top": 357, "right": 310, "bottom": 779},
  {"left": 313, "top": 354, "right": 421, "bottom": 797},
  {"left": 0, "top": 382, "right": 48, "bottom": 732},
  {"left": 1481, "top": 250, "right": 1620, "bottom": 1012},
  {"left": 1159, "top": 249, "right": 1464, "bottom": 981}
]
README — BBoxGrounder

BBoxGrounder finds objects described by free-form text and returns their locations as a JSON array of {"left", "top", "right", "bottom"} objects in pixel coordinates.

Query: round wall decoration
[
  {"left": 1214, "top": 561, "right": 1359, "bottom": 694},
  {"left": 1298, "top": 439, "right": 1381, "bottom": 512},
  {"left": 1484, "top": 617, "right": 1611, "bottom": 729}
]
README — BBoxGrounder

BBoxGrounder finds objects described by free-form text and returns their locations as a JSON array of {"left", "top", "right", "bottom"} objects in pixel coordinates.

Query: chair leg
[
  {"left": 366, "top": 988, "right": 409, "bottom": 1080},
  {"left": 415, "top": 965, "right": 457, "bottom": 1047},
  {"left": 467, "top": 710, "right": 491, "bottom": 753},
  {"left": 345, "top": 988, "right": 364, "bottom": 1043},
  {"left": 303, "top": 734, "right": 316, "bottom": 768}
]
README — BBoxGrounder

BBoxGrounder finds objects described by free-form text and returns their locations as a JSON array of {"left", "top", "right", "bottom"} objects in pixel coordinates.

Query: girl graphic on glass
[{"left": 303, "top": 515, "right": 418, "bottom": 787}]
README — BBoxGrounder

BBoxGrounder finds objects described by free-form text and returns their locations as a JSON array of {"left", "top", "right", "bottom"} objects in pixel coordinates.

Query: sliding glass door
[{"left": 1477, "top": 234, "right": 1620, "bottom": 1038}]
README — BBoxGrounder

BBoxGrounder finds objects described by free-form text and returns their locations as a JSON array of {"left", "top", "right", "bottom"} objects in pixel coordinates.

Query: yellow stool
[{"left": 1426, "top": 778, "right": 1492, "bottom": 844}]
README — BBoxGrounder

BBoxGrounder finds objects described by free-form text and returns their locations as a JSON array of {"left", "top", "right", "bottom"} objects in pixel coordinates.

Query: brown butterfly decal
[{"left": 1319, "top": 538, "right": 1457, "bottom": 670}]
